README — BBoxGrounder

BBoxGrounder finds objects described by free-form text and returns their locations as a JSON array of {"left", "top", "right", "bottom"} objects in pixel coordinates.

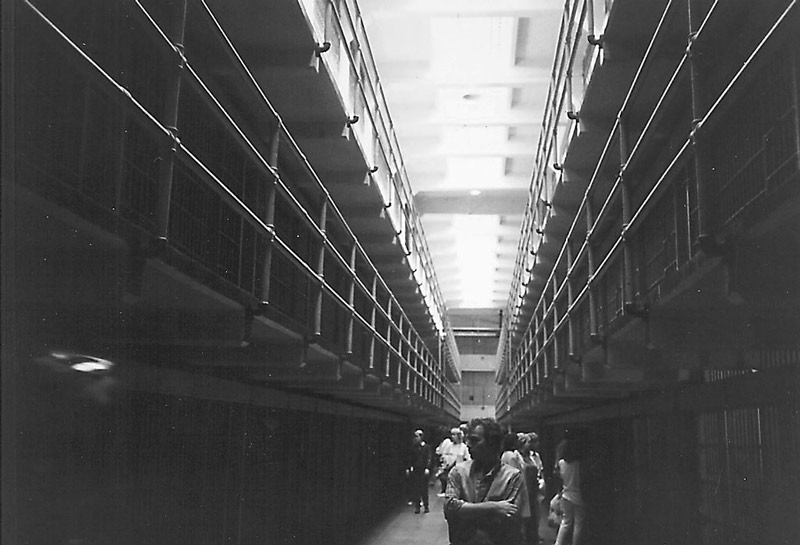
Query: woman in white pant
[{"left": 554, "top": 439, "right": 584, "bottom": 545}]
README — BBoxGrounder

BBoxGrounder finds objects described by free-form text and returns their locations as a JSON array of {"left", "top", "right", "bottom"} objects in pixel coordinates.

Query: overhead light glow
[
  {"left": 48, "top": 351, "right": 115, "bottom": 372},
  {"left": 72, "top": 360, "right": 113, "bottom": 373},
  {"left": 452, "top": 215, "right": 500, "bottom": 308}
]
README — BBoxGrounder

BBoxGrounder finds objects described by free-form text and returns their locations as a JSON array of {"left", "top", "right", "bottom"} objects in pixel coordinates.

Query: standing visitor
[
  {"left": 444, "top": 418, "right": 528, "bottom": 545},
  {"left": 407, "top": 429, "right": 433, "bottom": 514},
  {"left": 437, "top": 427, "right": 470, "bottom": 497},
  {"left": 519, "top": 433, "right": 545, "bottom": 544},
  {"left": 554, "top": 437, "right": 584, "bottom": 545},
  {"left": 435, "top": 430, "right": 454, "bottom": 495}
]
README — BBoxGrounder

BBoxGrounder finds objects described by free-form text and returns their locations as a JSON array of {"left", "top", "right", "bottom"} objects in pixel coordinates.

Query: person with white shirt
[
  {"left": 519, "top": 433, "right": 545, "bottom": 544},
  {"left": 554, "top": 438, "right": 584, "bottom": 545},
  {"left": 437, "top": 427, "right": 470, "bottom": 496}
]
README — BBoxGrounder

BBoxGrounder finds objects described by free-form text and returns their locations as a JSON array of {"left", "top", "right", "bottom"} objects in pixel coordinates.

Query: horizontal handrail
[
  {"left": 503, "top": 0, "right": 798, "bottom": 404},
  {"left": 23, "top": 0, "right": 451, "bottom": 408},
  {"left": 323, "top": 0, "right": 450, "bottom": 329},
  {"left": 165, "top": 9, "right": 442, "bottom": 373},
  {"left": 189, "top": 0, "right": 451, "bottom": 363}
]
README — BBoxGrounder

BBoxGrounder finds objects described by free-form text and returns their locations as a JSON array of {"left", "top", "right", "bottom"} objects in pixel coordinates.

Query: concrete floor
[{"left": 357, "top": 484, "right": 557, "bottom": 545}]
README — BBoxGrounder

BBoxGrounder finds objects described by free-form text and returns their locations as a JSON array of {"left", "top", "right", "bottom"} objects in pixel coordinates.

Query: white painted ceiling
[{"left": 359, "top": 0, "right": 564, "bottom": 312}]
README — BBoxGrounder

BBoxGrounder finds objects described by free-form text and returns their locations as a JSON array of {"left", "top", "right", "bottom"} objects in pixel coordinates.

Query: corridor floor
[{"left": 356, "top": 485, "right": 557, "bottom": 545}]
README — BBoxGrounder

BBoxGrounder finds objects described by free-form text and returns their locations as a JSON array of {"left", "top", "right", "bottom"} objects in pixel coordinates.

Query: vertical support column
[
  {"left": 552, "top": 276, "right": 560, "bottom": 370},
  {"left": 586, "top": 199, "right": 601, "bottom": 342},
  {"left": 405, "top": 322, "right": 414, "bottom": 393},
  {"left": 312, "top": 198, "right": 328, "bottom": 340},
  {"left": 687, "top": 0, "right": 716, "bottom": 254},
  {"left": 395, "top": 317, "right": 403, "bottom": 388},
  {"left": 619, "top": 114, "right": 648, "bottom": 319},
  {"left": 527, "top": 361, "right": 534, "bottom": 396},
  {"left": 619, "top": 118, "right": 644, "bottom": 317},
  {"left": 154, "top": 0, "right": 188, "bottom": 247},
  {"left": 525, "top": 328, "right": 533, "bottom": 379},
  {"left": 420, "top": 339, "right": 427, "bottom": 398},
  {"left": 567, "top": 241, "right": 578, "bottom": 361},
  {"left": 411, "top": 338, "right": 418, "bottom": 396},
  {"left": 527, "top": 329, "right": 535, "bottom": 395},
  {"left": 344, "top": 244, "right": 357, "bottom": 358},
  {"left": 259, "top": 127, "right": 280, "bottom": 309},
  {"left": 384, "top": 298, "right": 392, "bottom": 380},
  {"left": 404, "top": 340, "right": 412, "bottom": 393},
  {"left": 530, "top": 309, "right": 537, "bottom": 384},
  {"left": 367, "top": 275, "right": 377, "bottom": 375},
  {"left": 508, "top": 317, "right": 515, "bottom": 386},
  {"left": 541, "top": 303, "right": 550, "bottom": 378},
  {"left": 535, "top": 328, "right": 542, "bottom": 386}
]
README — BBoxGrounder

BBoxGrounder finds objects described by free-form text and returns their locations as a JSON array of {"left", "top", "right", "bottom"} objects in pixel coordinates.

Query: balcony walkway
[{"left": 356, "top": 482, "right": 557, "bottom": 545}]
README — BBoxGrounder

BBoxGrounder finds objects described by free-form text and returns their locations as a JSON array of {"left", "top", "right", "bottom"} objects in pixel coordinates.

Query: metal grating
[
  {"left": 696, "top": 405, "right": 782, "bottom": 544},
  {"left": 710, "top": 52, "right": 799, "bottom": 230},
  {"left": 121, "top": 121, "right": 161, "bottom": 231}
]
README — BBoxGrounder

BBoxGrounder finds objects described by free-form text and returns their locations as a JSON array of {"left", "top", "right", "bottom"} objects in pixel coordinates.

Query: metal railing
[
  {"left": 498, "top": 0, "right": 799, "bottom": 418},
  {"left": 298, "top": 0, "right": 456, "bottom": 350},
  {"left": 19, "top": 0, "right": 461, "bottom": 419}
]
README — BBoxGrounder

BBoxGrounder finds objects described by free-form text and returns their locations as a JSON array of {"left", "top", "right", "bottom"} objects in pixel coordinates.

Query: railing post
[
  {"left": 404, "top": 340, "right": 412, "bottom": 393},
  {"left": 259, "top": 127, "right": 280, "bottom": 308},
  {"left": 687, "top": 0, "right": 717, "bottom": 254},
  {"left": 552, "top": 276, "right": 560, "bottom": 370},
  {"left": 525, "top": 330, "right": 533, "bottom": 392},
  {"left": 619, "top": 118, "right": 641, "bottom": 314},
  {"left": 395, "top": 316, "right": 404, "bottom": 388},
  {"left": 367, "top": 275, "right": 377, "bottom": 374},
  {"left": 542, "top": 303, "right": 550, "bottom": 378},
  {"left": 155, "top": 0, "right": 188, "bottom": 246},
  {"left": 567, "top": 241, "right": 578, "bottom": 361},
  {"left": 406, "top": 322, "right": 415, "bottom": 392},
  {"left": 529, "top": 313, "right": 536, "bottom": 384},
  {"left": 344, "top": 244, "right": 356, "bottom": 357},
  {"left": 384, "top": 298, "right": 392, "bottom": 379},
  {"left": 312, "top": 198, "right": 328, "bottom": 339},
  {"left": 586, "top": 199, "right": 600, "bottom": 340}
]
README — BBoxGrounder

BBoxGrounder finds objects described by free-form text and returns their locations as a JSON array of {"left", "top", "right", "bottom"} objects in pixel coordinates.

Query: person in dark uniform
[{"left": 406, "top": 429, "right": 433, "bottom": 513}]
